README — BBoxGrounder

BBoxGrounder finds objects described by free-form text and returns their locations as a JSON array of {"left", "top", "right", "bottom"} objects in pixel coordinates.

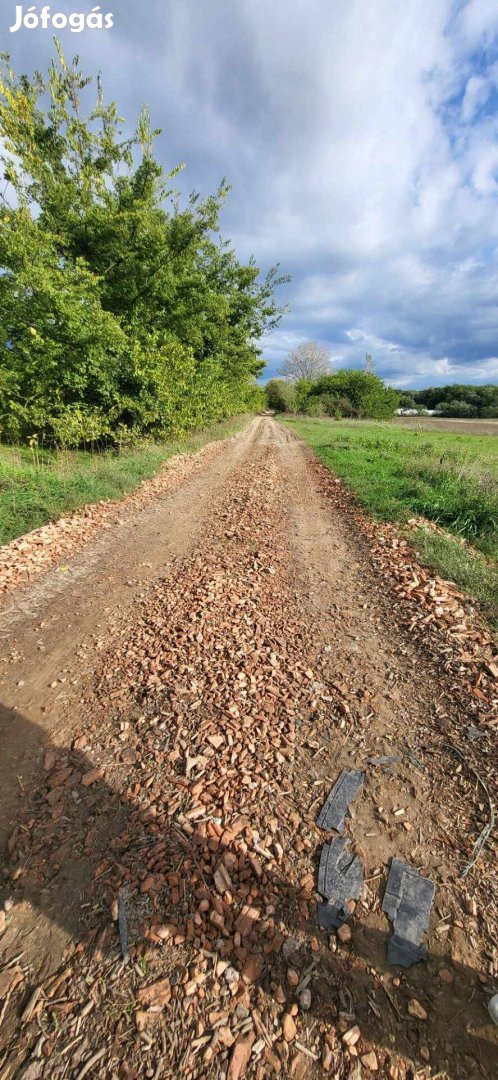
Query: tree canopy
[
  {"left": 0, "top": 46, "right": 288, "bottom": 445},
  {"left": 266, "top": 368, "right": 399, "bottom": 419},
  {"left": 399, "top": 384, "right": 498, "bottom": 418}
]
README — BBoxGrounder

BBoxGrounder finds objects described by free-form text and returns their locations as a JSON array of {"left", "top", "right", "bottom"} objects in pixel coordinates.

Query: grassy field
[
  {"left": 0, "top": 416, "right": 251, "bottom": 548},
  {"left": 284, "top": 417, "right": 498, "bottom": 626}
]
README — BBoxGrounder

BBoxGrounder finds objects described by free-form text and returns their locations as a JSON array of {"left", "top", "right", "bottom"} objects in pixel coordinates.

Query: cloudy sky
[{"left": 3, "top": 0, "right": 498, "bottom": 386}]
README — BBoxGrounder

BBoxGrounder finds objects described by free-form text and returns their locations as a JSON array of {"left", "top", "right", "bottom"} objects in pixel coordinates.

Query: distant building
[{"left": 396, "top": 408, "right": 442, "bottom": 417}]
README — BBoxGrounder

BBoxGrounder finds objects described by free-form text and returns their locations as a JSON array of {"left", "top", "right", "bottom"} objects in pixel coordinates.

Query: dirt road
[{"left": 0, "top": 417, "right": 496, "bottom": 1079}]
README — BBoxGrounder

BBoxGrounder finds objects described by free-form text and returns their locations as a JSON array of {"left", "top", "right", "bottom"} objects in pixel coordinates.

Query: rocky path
[{"left": 0, "top": 417, "right": 496, "bottom": 1080}]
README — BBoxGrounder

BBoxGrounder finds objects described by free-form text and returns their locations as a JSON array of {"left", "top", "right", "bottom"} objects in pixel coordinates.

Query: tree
[
  {"left": 304, "top": 370, "right": 399, "bottom": 419},
  {"left": 412, "top": 384, "right": 498, "bottom": 417},
  {"left": 278, "top": 341, "right": 332, "bottom": 381},
  {"left": 439, "top": 400, "right": 476, "bottom": 418},
  {"left": 0, "top": 46, "right": 288, "bottom": 444},
  {"left": 397, "top": 392, "right": 417, "bottom": 409},
  {"left": 265, "top": 379, "right": 296, "bottom": 412}
]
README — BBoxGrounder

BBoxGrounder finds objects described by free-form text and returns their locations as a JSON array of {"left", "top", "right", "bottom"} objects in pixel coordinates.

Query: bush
[
  {"left": 304, "top": 370, "right": 399, "bottom": 419},
  {"left": 265, "top": 378, "right": 296, "bottom": 412},
  {"left": 304, "top": 397, "right": 326, "bottom": 417},
  {"left": 440, "top": 400, "right": 477, "bottom": 418}
]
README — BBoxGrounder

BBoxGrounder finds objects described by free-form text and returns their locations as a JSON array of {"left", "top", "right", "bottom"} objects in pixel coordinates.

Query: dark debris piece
[
  {"left": 317, "top": 900, "right": 350, "bottom": 930},
  {"left": 317, "top": 836, "right": 363, "bottom": 929},
  {"left": 388, "top": 935, "right": 428, "bottom": 968},
  {"left": 466, "top": 725, "right": 487, "bottom": 741},
  {"left": 383, "top": 858, "right": 435, "bottom": 968},
  {"left": 317, "top": 769, "right": 365, "bottom": 832}
]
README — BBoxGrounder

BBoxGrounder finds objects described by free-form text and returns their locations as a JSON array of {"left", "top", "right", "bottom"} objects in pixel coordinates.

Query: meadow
[{"left": 284, "top": 417, "right": 498, "bottom": 626}]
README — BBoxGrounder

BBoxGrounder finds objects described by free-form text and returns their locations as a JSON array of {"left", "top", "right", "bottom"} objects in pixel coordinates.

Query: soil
[
  {"left": 394, "top": 417, "right": 498, "bottom": 435},
  {"left": 0, "top": 417, "right": 496, "bottom": 1080}
]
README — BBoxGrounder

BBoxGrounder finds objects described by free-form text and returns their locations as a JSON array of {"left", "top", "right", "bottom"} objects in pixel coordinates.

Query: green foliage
[
  {"left": 265, "top": 369, "right": 398, "bottom": 419},
  {"left": 303, "top": 396, "right": 327, "bottom": 417},
  {"left": 0, "top": 48, "right": 287, "bottom": 446},
  {"left": 439, "top": 399, "right": 476, "bottom": 418},
  {"left": 304, "top": 369, "right": 399, "bottom": 418},
  {"left": 265, "top": 378, "right": 296, "bottom": 412},
  {"left": 294, "top": 378, "right": 313, "bottom": 413},
  {"left": 408, "top": 384, "right": 498, "bottom": 417},
  {"left": 397, "top": 392, "right": 420, "bottom": 411}
]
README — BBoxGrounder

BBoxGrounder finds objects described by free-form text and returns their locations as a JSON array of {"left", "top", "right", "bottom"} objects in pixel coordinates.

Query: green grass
[
  {"left": 284, "top": 417, "right": 498, "bottom": 626},
  {"left": 412, "top": 528, "right": 498, "bottom": 624},
  {"left": 0, "top": 415, "right": 251, "bottom": 547}
]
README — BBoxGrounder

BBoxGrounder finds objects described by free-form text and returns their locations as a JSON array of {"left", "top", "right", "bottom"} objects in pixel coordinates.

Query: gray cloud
[{"left": 3, "top": 1, "right": 498, "bottom": 387}]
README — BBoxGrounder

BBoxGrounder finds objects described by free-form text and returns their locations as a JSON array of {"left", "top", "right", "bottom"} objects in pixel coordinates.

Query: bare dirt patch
[{"left": 394, "top": 417, "right": 498, "bottom": 435}]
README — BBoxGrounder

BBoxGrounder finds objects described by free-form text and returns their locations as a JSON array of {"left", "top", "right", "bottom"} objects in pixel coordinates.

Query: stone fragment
[
  {"left": 337, "top": 924, "right": 352, "bottom": 944},
  {"left": 282, "top": 1014, "right": 297, "bottom": 1041},
  {"left": 241, "top": 953, "right": 264, "bottom": 985},
  {"left": 408, "top": 999, "right": 427, "bottom": 1020},
  {"left": 281, "top": 937, "right": 300, "bottom": 960},
  {"left": 214, "top": 863, "right": 232, "bottom": 894},
  {"left": 138, "top": 977, "right": 171, "bottom": 1008},
  {"left": 218, "top": 1027, "right": 235, "bottom": 1048},
  {"left": 81, "top": 768, "right": 103, "bottom": 787},
  {"left": 208, "top": 734, "right": 224, "bottom": 750},
  {"left": 298, "top": 988, "right": 311, "bottom": 1011},
  {"left": 227, "top": 1033, "right": 256, "bottom": 1080},
  {"left": 361, "top": 1051, "right": 379, "bottom": 1071},
  {"left": 342, "top": 1025, "right": 360, "bottom": 1047}
]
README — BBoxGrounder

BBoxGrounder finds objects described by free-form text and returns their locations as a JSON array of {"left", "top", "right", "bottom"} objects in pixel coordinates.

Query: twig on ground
[{"left": 74, "top": 1047, "right": 107, "bottom": 1080}]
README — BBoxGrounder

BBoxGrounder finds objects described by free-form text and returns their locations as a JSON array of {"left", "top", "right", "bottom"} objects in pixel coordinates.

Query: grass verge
[
  {"left": 412, "top": 528, "right": 498, "bottom": 627},
  {"left": 0, "top": 415, "right": 251, "bottom": 547},
  {"left": 284, "top": 416, "right": 498, "bottom": 627}
]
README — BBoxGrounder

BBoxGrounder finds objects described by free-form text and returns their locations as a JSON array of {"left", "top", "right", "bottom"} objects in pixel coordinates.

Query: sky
[{"left": 3, "top": 1, "right": 498, "bottom": 387}]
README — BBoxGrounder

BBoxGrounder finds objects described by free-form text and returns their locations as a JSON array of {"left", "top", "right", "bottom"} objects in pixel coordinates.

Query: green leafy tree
[
  {"left": 439, "top": 400, "right": 476, "bottom": 418},
  {"left": 306, "top": 370, "right": 399, "bottom": 419},
  {"left": 0, "top": 46, "right": 287, "bottom": 445},
  {"left": 294, "top": 378, "right": 314, "bottom": 412},
  {"left": 412, "top": 384, "right": 498, "bottom": 417}
]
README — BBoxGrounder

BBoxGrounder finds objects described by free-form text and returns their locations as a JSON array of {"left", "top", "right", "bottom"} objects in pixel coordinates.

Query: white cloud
[{"left": 461, "top": 75, "right": 491, "bottom": 122}]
